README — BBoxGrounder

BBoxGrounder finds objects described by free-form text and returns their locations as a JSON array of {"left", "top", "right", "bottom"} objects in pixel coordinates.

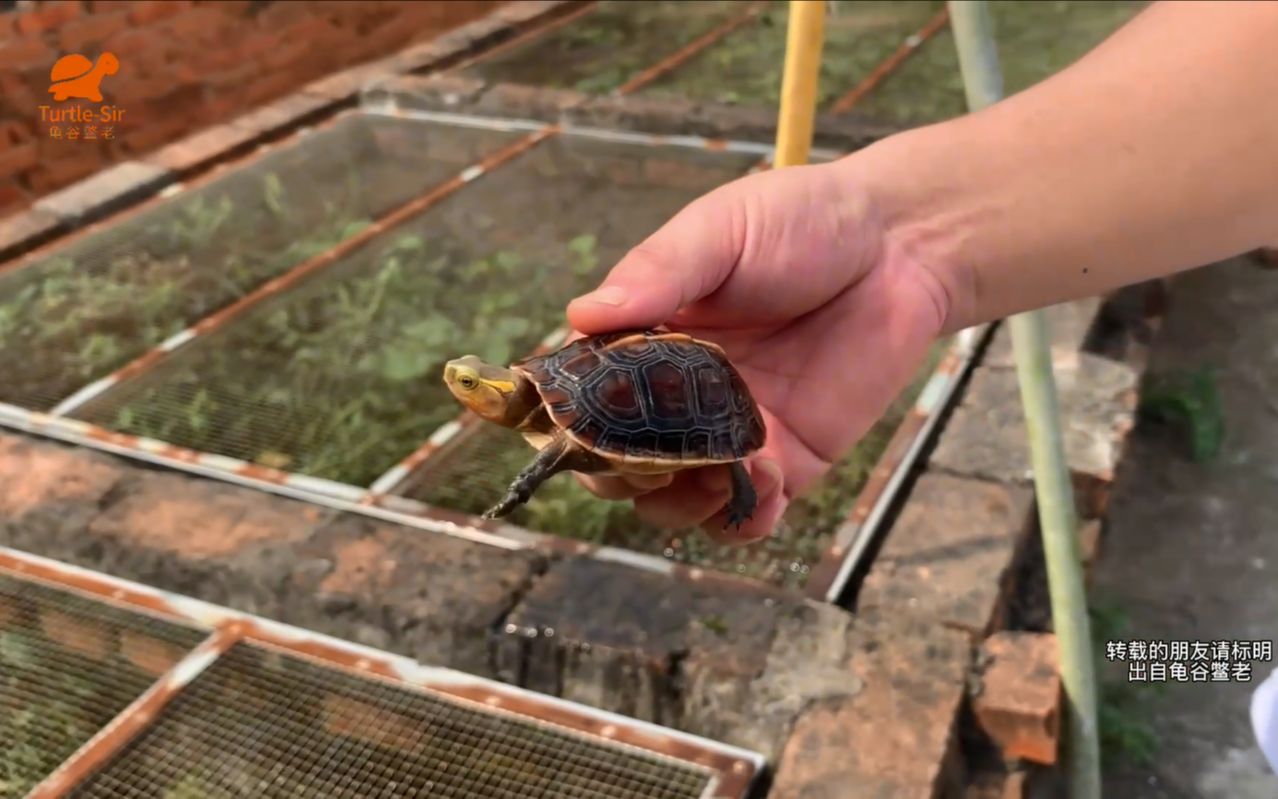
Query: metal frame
[
  {"left": 828, "top": 4, "right": 952, "bottom": 115},
  {"left": 2, "top": 546, "right": 764, "bottom": 799},
  {"left": 0, "top": 0, "right": 976, "bottom": 605}
]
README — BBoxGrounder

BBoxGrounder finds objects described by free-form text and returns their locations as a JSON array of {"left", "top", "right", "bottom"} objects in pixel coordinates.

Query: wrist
[{"left": 837, "top": 121, "right": 996, "bottom": 335}]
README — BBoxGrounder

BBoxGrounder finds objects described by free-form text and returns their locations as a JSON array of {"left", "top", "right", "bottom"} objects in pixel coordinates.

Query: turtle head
[{"left": 444, "top": 355, "right": 534, "bottom": 427}]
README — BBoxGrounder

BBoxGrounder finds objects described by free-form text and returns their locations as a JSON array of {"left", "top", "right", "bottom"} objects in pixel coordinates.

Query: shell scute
[{"left": 518, "top": 329, "right": 765, "bottom": 464}]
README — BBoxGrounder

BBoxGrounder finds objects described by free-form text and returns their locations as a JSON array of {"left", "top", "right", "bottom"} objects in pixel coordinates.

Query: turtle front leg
[
  {"left": 722, "top": 461, "right": 758, "bottom": 529},
  {"left": 483, "top": 437, "right": 606, "bottom": 520}
]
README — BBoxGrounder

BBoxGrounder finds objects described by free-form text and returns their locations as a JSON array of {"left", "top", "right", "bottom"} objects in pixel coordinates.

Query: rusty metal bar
[
  {"left": 0, "top": 547, "right": 764, "bottom": 798},
  {"left": 803, "top": 323, "right": 993, "bottom": 602},
  {"left": 613, "top": 1, "right": 770, "bottom": 96},
  {"left": 49, "top": 125, "right": 560, "bottom": 417},
  {"left": 25, "top": 622, "right": 245, "bottom": 799},
  {"left": 827, "top": 5, "right": 951, "bottom": 115}
]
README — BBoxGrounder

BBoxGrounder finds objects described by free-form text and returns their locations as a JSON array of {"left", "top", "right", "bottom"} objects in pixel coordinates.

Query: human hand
[{"left": 565, "top": 157, "right": 952, "bottom": 544}]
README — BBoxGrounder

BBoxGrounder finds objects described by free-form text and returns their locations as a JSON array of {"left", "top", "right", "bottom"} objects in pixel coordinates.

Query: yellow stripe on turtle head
[{"left": 481, "top": 379, "right": 516, "bottom": 394}]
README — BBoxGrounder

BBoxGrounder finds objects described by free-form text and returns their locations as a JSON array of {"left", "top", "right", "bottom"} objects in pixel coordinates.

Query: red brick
[
  {"left": 768, "top": 619, "right": 970, "bottom": 798},
  {"left": 0, "top": 141, "right": 38, "bottom": 179},
  {"left": 103, "top": 72, "right": 173, "bottom": 103},
  {"left": 40, "top": 608, "right": 116, "bottom": 662},
  {"left": 24, "top": 149, "right": 101, "bottom": 194},
  {"left": 859, "top": 473, "right": 1035, "bottom": 635},
  {"left": 0, "top": 435, "right": 122, "bottom": 518},
  {"left": 0, "top": 36, "right": 54, "bottom": 70},
  {"left": 242, "top": 68, "right": 307, "bottom": 105},
  {"left": 103, "top": 27, "right": 154, "bottom": 60},
  {"left": 14, "top": 1, "right": 80, "bottom": 36},
  {"left": 257, "top": 0, "right": 311, "bottom": 28},
  {"left": 0, "top": 118, "right": 33, "bottom": 146},
  {"left": 973, "top": 632, "right": 1061, "bottom": 765},
  {"left": 143, "top": 121, "right": 258, "bottom": 173},
  {"left": 228, "top": 28, "right": 283, "bottom": 61},
  {"left": 129, "top": 0, "right": 190, "bottom": 25},
  {"left": 117, "top": 112, "right": 191, "bottom": 154},
  {"left": 58, "top": 11, "right": 129, "bottom": 53},
  {"left": 152, "top": 5, "right": 228, "bottom": 47},
  {"left": 260, "top": 38, "right": 314, "bottom": 72},
  {"left": 87, "top": 472, "right": 323, "bottom": 559},
  {"left": 0, "top": 180, "right": 31, "bottom": 215}
]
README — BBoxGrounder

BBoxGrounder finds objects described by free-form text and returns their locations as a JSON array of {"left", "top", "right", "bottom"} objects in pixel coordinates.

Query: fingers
[
  {"left": 574, "top": 472, "right": 672, "bottom": 501},
  {"left": 567, "top": 186, "right": 744, "bottom": 334},
  {"left": 632, "top": 457, "right": 787, "bottom": 544}
]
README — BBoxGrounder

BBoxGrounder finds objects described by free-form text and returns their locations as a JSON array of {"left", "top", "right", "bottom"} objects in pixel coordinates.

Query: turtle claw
[
  {"left": 482, "top": 495, "right": 519, "bottom": 520},
  {"left": 723, "top": 505, "right": 754, "bottom": 531},
  {"left": 721, "top": 462, "right": 758, "bottom": 532}
]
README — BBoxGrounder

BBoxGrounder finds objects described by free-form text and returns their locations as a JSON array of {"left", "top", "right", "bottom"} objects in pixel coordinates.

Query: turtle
[{"left": 443, "top": 329, "right": 767, "bottom": 528}]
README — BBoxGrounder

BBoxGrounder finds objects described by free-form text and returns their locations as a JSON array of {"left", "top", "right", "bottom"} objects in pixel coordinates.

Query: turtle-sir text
[{"left": 37, "top": 105, "right": 126, "bottom": 123}]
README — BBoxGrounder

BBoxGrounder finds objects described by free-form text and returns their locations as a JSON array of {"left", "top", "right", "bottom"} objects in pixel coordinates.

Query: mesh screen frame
[{"left": 0, "top": 551, "right": 763, "bottom": 799}]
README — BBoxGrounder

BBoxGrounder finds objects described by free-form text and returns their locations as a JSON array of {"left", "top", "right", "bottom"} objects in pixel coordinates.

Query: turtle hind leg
[
  {"left": 722, "top": 461, "right": 758, "bottom": 530},
  {"left": 482, "top": 437, "right": 607, "bottom": 520}
]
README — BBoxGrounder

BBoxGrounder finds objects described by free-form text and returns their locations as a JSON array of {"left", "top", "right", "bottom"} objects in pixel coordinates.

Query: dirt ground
[{"left": 1094, "top": 256, "right": 1278, "bottom": 797}]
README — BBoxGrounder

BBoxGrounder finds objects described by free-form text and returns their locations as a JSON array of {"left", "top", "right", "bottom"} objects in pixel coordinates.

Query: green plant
[
  {"left": 0, "top": 630, "right": 122, "bottom": 795},
  {"left": 1138, "top": 367, "right": 1224, "bottom": 462},
  {"left": 1088, "top": 600, "right": 1162, "bottom": 769},
  {"left": 0, "top": 166, "right": 373, "bottom": 410},
  {"left": 98, "top": 230, "right": 607, "bottom": 485}
]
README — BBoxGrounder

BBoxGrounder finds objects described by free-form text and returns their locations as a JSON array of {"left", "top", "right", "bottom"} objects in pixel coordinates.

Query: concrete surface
[{"left": 1095, "top": 256, "right": 1278, "bottom": 798}]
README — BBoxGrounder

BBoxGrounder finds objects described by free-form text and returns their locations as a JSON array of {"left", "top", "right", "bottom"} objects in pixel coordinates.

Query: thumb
[{"left": 567, "top": 186, "right": 745, "bottom": 334}]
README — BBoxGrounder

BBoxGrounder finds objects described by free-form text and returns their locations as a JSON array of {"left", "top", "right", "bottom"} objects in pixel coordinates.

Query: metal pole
[
  {"left": 774, "top": 0, "right": 826, "bottom": 167},
  {"left": 947, "top": 2, "right": 1102, "bottom": 796}
]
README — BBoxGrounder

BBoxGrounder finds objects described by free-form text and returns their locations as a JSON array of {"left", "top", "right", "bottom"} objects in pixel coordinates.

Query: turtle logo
[{"left": 48, "top": 52, "right": 119, "bottom": 102}]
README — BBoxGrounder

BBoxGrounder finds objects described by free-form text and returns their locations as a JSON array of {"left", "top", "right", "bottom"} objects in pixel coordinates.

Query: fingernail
[{"left": 576, "top": 286, "right": 628, "bottom": 306}]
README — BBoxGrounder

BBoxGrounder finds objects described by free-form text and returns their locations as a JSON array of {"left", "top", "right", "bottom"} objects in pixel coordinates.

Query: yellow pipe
[{"left": 774, "top": 0, "right": 827, "bottom": 168}]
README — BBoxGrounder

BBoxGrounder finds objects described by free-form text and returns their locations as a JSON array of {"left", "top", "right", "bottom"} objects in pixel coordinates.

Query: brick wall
[{"left": 0, "top": 0, "right": 505, "bottom": 215}]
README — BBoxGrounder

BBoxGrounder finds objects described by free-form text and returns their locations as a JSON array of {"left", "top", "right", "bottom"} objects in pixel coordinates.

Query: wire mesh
[
  {"left": 0, "top": 571, "right": 207, "bottom": 798},
  {"left": 69, "top": 641, "right": 714, "bottom": 799},
  {"left": 635, "top": 0, "right": 945, "bottom": 110},
  {"left": 0, "top": 114, "right": 526, "bottom": 412},
  {"left": 461, "top": 1, "right": 749, "bottom": 95},
  {"left": 399, "top": 339, "right": 952, "bottom": 590},
  {"left": 71, "top": 128, "right": 758, "bottom": 487},
  {"left": 844, "top": 0, "right": 1147, "bottom": 125}
]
